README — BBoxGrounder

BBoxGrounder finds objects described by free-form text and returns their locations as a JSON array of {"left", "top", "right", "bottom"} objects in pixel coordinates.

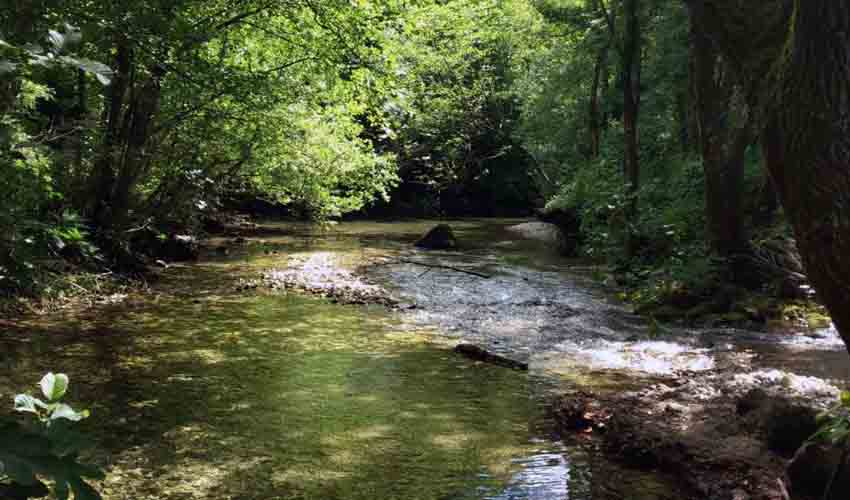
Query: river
[{"left": 1, "top": 219, "right": 847, "bottom": 499}]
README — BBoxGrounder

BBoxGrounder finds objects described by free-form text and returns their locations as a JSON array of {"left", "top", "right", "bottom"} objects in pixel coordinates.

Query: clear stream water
[{"left": 1, "top": 219, "right": 846, "bottom": 499}]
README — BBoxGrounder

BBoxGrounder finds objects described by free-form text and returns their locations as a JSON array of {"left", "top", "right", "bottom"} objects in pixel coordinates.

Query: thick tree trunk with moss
[
  {"left": 771, "top": 1, "right": 850, "bottom": 353},
  {"left": 688, "top": 0, "right": 850, "bottom": 354}
]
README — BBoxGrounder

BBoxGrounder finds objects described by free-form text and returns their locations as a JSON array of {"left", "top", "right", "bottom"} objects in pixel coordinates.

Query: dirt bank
[{"left": 552, "top": 367, "right": 846, "bottom": 500}]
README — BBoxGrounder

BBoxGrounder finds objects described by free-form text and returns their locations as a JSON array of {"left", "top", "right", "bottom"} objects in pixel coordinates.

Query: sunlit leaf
[
  {"left": 40, "top": 372, "right": 69, "bottom": 401},
  {"left": 58, "top": 56, "right": 113, "bottom": 85},
  {"left": 48, "top": 30, "right": 65, "bottom": 51},
  {"left": 50, "top": 404, "right": 89, "bottom": 422},
  {"left": 14, "top": 394, "right": 47, "bottom": 414}
]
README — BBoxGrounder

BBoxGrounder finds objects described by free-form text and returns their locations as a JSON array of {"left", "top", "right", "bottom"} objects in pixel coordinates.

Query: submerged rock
[
  {"left": 453, "top": 343, "right": 528, "bottom": 371},
  {"left": 415, "top": 224, "right": 457, "bottom": 250}
]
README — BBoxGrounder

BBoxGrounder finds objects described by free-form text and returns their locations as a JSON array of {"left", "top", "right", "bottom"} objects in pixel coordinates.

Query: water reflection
[{"left": 486, "top": 451, "right": 571, "bottom": 500}]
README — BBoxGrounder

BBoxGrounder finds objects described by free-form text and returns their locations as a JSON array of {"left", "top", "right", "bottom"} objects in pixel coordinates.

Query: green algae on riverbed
[
  {"left": 9, "top": 218, "right": 796, "bottom": 500},
  {"left": 1, "top": 288, "right": 553, "bottom": 500}
]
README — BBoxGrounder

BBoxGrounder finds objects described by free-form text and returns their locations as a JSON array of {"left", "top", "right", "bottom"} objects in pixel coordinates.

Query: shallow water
[
  {"left": 0, "top": 219, "right": 676, "bottom": 499},
  {"left": 1, "top": 218, "right": 846, "bottom": 499}
]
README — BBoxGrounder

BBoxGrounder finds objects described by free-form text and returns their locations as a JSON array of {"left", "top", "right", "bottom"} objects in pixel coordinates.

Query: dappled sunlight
[
  {"left": 0, "top": 219, "right": 731, "bottom": 500},
  {"left": 0, "top": 275, "right": 576, "bottom": 499},
  {"left": 431, "top": 431, "right": 485, "bottom": 450}
]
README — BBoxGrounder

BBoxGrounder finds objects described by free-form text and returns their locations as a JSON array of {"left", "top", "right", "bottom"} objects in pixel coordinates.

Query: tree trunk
[
  {"left": 768, "top": 1, "right": 850, "bottom": 353},
  {"left": 688, "top": 13, "right": 751, "bottom": 258},
  {"left": 74, "top": 69, "right": 87, "bottom": 176},
  {"left": 588, "top": 48, "right": 605, "bottom": 159},
  {"left": 622, "top": 0, "right": 641, "bottom": 257},
  {"left": 753, "top": 156, "right": 780, "bottom": 227},
  {"left": 110, "top": 72, "right": 162, "bottom": 227},
  {"left": 0, "top": 2, "right": 42, "bottom": 117},
  {"left": 687, "top": 0, "right": 850, "bottom": 354},
  {"left": 589, "top": 0, "right": 613, "bottom": 159},
  {"left": 88, "top": 41, "right": 132, "bottom": 225}
]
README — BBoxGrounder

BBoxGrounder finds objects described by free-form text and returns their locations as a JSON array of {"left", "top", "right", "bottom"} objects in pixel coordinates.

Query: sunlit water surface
[{"left": 2, "top": 218, "right": 845, "bottom": 499}]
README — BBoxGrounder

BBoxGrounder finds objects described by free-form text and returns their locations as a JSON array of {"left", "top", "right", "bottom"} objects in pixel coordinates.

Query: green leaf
[
  {"left": 40, "top": 372, "right": 69, "bottom": 402},
  {"left": 48, "top": 30, "right": 65, "bottom": 52},
  {"left": 50, "top": 404, "right": 89, "bottom": 422},
  {"left": 63, "top": 57, "right": 113, "bottom": 85},
  {"left": 840, "top": 391, "right": 850, "bottom": 407},
  {"left": 14, "top": 394, "right": 47, "bottom": 414}
]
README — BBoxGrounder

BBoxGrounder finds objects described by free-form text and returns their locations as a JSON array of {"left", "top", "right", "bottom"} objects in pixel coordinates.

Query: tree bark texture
[
  {"left": 771, "top": 1, "right": 850, "bottom": 353},
  {"left": 688, "top": 13, "right": 751, "bottom": 258},
  {"left": 687, "top": 0, "right": 850, "bottom": 354},
  {"left": 623, "top": 0, "right": 642, "bottom": 256}
]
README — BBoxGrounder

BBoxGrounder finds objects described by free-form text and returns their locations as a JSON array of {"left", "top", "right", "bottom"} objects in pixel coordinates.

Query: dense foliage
[
  {"left": 2, "top": 0, "right": 849, "bottom": 355},
  {"left": 1, "top": 1, "right": 400, "bottom": 293}
]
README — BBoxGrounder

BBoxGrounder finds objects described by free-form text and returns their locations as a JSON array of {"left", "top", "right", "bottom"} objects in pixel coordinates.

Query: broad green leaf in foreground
[{"left": 40, "top": 373, "right": 69, "bottom": 402}]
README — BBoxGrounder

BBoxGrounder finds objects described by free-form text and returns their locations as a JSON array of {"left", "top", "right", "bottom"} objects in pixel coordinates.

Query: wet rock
[
  {"left": 553, "top": 392, "right": 603, "bottom": 432},
  {"left": 537, "top": 207, "right": 581, "bottom": 256},
  {"left": 765, "top": 404, "right": 819, "bottom": 455},
  {"left": 787, "top": 442, "right": 850, "bottom": 500},
  {"left": 159, "top": 234, "right": 199, "bottom": 262},
  {"left": 453, "top": 344, "right": 528, "bottom": 371},
  {"left": 736, "top": 389, "right": 819, "bottom": 456},
  {"left": 736, "top": 388, "right": 771, "bottom": 416},
  {"left": 201, "top": 216, "right": 227, "bottom": 234},
  {"left": 667, "top": 287, "right": 705, "bottom": 310},
  {"left": 415, "top": 224, "right": 457, "bottom": 250}
]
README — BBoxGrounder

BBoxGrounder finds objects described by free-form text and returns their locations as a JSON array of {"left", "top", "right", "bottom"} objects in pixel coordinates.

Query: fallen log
[{"left": 453, "top": 344, "right": 528, "bottom": 371}]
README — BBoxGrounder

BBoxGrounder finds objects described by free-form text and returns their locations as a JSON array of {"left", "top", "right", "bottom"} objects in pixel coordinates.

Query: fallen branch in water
[{"left": 398, "top": 259, "right": 491, "bottom": 279}]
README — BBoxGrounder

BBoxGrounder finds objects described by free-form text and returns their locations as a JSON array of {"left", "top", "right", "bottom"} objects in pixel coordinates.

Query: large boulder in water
[
  {"left": 537, "top": 207, "right": 581, "bottom": 255},
  {"left": 159, "top": 235, "right": 199, "bottom": 262},
  {"left": 415, "top": 224, "right": 457, "bottom": 250}
]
